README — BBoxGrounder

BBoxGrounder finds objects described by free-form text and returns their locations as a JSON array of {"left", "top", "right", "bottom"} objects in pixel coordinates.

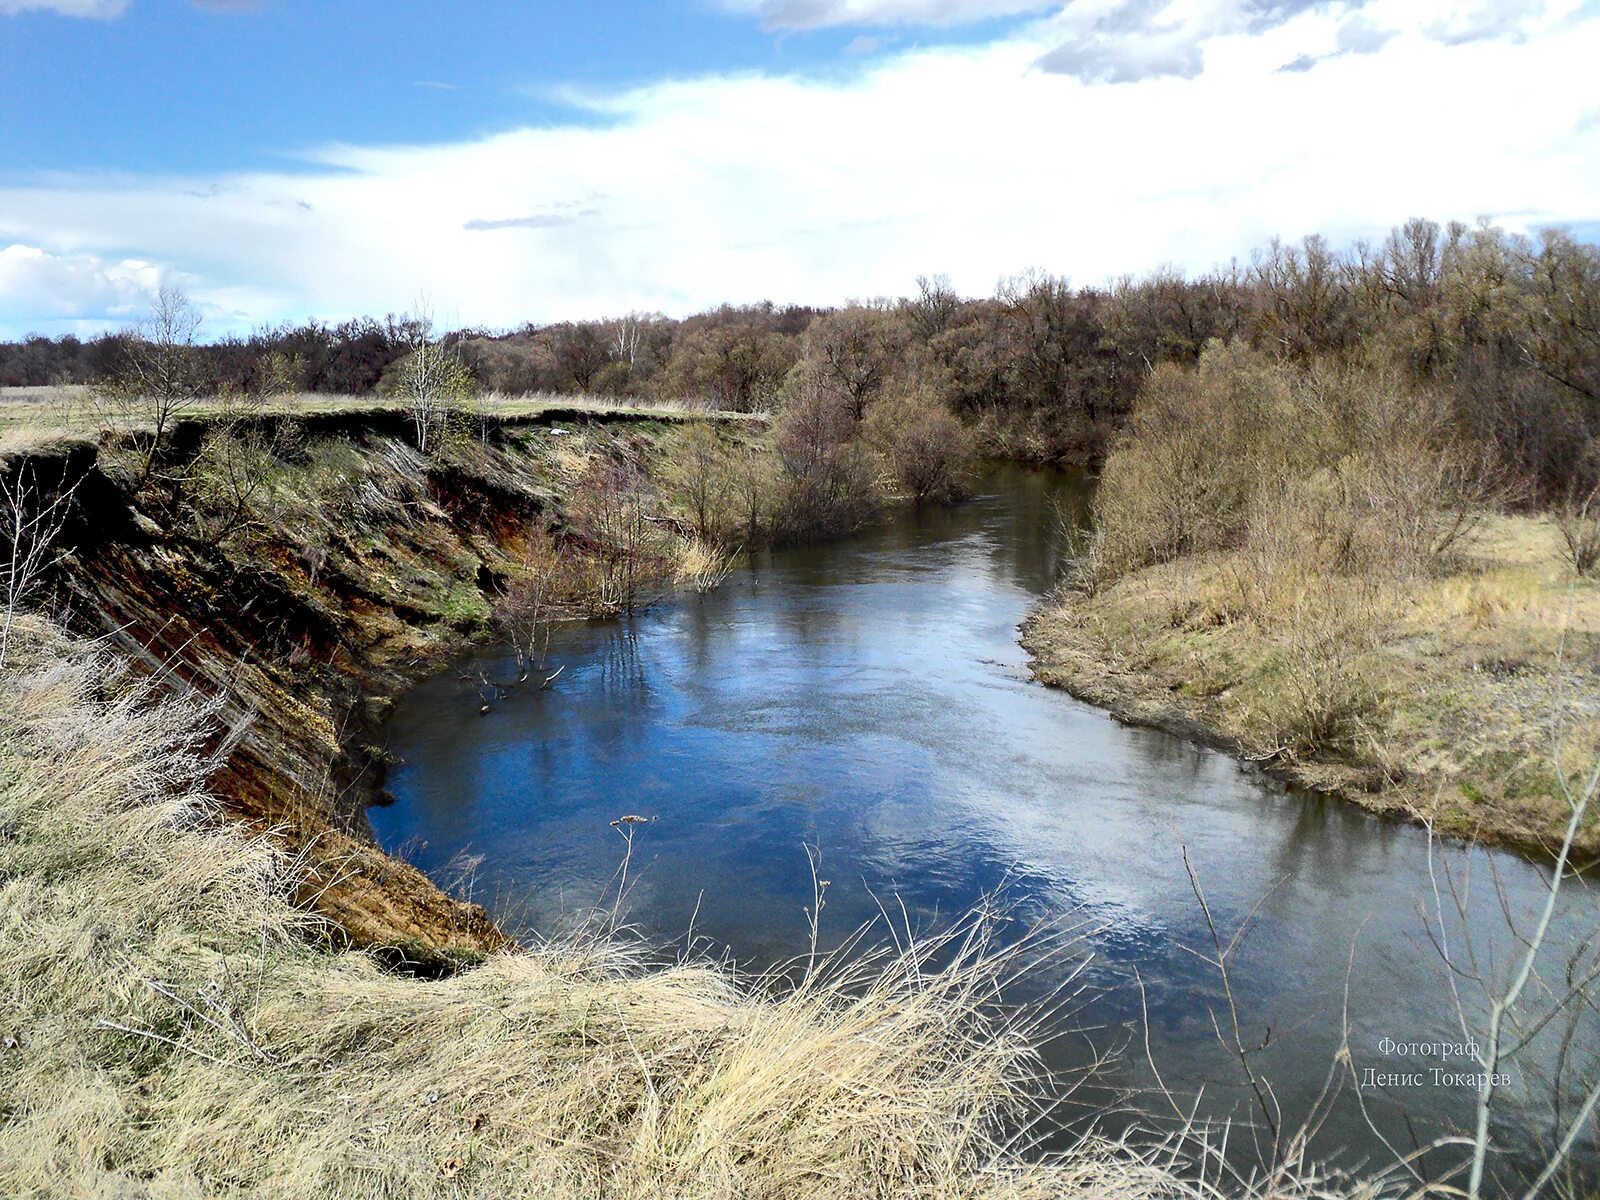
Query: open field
[
  {"left": 0, "top": 386, "right": 765, "bottom": 454},
  {"left": 1026, "top": 513, "right": 1600, "bottom": 858}
]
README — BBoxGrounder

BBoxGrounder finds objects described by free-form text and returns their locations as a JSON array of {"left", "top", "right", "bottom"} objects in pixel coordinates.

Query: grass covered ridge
[{"left": 0, "top": 617, "right": 1178, "bottom": 1199}]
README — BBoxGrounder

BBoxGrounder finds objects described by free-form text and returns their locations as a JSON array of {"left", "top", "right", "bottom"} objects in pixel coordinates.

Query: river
[{"left": 371, "top": 464, "right": 1597, "bottom": 1187}]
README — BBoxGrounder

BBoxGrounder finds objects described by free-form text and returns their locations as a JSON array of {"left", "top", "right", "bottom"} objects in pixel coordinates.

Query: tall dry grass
[{"left": 0, "top": 616, "right": 1189, "bottom": 1199}]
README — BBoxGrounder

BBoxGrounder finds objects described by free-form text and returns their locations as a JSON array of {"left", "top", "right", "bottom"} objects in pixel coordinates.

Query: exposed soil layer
[{"left": 14, "top": 410, "right": 741, "bottom": 967}]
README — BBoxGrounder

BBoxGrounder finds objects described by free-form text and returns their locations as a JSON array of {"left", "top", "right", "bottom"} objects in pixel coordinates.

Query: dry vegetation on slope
[{"left": 0, "top": 617, "right": 1180, "bottom": 1200}]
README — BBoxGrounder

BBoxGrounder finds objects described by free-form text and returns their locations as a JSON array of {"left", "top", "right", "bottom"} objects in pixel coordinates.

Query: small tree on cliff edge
[
  {"left": 394, "top": 302, "right": 474, "bottom": 454},
  {"left": 96, "top": 286, "right": 207, "bottom": 485}
]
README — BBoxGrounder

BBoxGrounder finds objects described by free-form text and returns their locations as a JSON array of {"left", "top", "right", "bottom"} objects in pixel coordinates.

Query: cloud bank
[
  {"left": 0, "top": 0, "right": 1596, "bottom": 336},
  {"left": 0, "top": 245, "right": 162, "bottom": 328},
  {"left": 721, "top": 0, "right": 1056, "bottom": 29}
]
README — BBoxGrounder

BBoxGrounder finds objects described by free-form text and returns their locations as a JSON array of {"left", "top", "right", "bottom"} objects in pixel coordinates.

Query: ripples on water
[{"left": 373, "top": 465, "right": 1598, "bottom": 1183}]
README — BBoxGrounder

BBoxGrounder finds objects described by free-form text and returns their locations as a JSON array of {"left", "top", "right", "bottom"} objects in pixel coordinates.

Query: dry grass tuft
[{"left": 672, "top": 536, "right": 735, "bottom": 593}]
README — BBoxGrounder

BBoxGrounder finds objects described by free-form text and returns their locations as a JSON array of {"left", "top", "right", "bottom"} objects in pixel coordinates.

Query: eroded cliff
[{"left": 15, "top": 408, "right": 751, "bottom": 966}]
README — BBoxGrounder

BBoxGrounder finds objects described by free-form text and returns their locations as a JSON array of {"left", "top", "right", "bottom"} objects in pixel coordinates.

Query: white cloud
[
  {"left": 0, "top": 0, "right": 1596, "bottom": 337},
  {"left": 0, "top": 245, "right": 162, "bottom": 333},
  {"left": 0, "top": 0, "right": 127, "bottom": 16},
  {"left": 1425, "top": 0, "right": 1545, "bottom": 43},
  {"left": 720, "top": 0, "right": 1055, "bottom": 28},
  {"left": 842, "top": 33, "right": 889, "bottom": 52},
  {"left": 747, "top": 0, "right": 1579, "bottom": 83}
]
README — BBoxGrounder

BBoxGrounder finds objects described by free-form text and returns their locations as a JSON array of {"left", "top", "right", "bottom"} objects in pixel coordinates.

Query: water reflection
[{"left": 373, "top": 464, "right": 1596, "bottom": 1182}]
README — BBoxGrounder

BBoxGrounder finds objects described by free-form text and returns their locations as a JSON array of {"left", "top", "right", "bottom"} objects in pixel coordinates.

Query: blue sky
[
  {"left": 0, "top": 2, "right": 923, "bottom": 174},
  {"left": 1, "top": 0, "right": 1598, "bottom": 338}
]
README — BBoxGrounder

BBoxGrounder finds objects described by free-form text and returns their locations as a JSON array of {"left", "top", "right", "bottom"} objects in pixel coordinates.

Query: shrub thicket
[{"left": 1087, "top": 344, "right": 1502, "bottom": 591}]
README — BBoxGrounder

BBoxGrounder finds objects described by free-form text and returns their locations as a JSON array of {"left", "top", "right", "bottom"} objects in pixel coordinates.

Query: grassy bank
[
  {"left": 0, "top": 615, "right": 1178, "bottom": 1199},
  {"left": 1025, "top": 345, "right": 1600, "bottom": 860},
  {"left": 0, "top": 385, "right": 761, "bottom": 452}
]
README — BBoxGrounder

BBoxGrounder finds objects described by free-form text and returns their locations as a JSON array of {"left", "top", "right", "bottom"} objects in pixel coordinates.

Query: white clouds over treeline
[{"left": 1, "top": 0, "right": 1597, "bottom": 336}]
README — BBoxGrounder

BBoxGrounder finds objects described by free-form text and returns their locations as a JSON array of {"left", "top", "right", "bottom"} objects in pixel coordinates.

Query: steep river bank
[{"left": 16, "top": 409, "right": 764, "bottom": 965}]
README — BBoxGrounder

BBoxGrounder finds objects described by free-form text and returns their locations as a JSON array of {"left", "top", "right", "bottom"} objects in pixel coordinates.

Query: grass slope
[
  {"left": 0, "top": 617, "right": 1180, "bottom": 1199},
  {"left": 1026, "top": 515, "right": 1600, "bottom": 859}
]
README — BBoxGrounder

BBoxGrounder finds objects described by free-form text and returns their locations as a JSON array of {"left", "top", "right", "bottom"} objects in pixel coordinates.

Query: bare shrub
[
  {"left": 570, "top": 459, "right": 659, "bottom": 614},
  {"left": 1243, "top": 588, "right": 1386, "bottom": 763},
  {"left": 730, "top": 438, "right": 777, "bottom": 547},
  {"left": 1556, "top": 485, "right": 1600, "bottom": 577},
  {"left": 493, "top": 529, "right": 567, "bottom": 677},
  {"left": 660, "top": 421, "right": 731, "bottom": 542},
  {"left": 182, "top": 359, "right": 304, "bottom": 544},
  {"left": 0, "top": 461, "right": 79, "bottom": 669},
  {"left": 1088, "top": 345, "right": 1293, "bottom": 580},
  {"left": 1092, "top": 344, "right": 1505, "bottom": 590},
  {"left": 1092, "top": 422, "right": 1219, "bottom": 576},
  {"left": 864, "top": 384, "right": 976, "bottom": 505},
  {"left": 772, "top": 368, "right": 884, "bottom": 538},
  {"left": 1237, "top": 476, "right": 1330, "bottom": 616}
]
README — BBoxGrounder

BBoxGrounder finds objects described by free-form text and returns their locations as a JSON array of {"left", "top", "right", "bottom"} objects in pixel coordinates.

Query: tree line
[{"left": 4, "top": 218, "right": 1597, "bottom": 495}]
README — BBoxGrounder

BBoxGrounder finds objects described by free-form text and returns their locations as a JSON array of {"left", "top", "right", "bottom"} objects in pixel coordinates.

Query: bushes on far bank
[
  {"left": 653, "top": 368, "right": 977, "bottom": 550},
  {"left": 1044, "top": 334, "right": 1600, "bottom": 843},
  {"left": 1070, "top": 341, "right": 1508, "bottom": 770},
  {"left": 1082, "top": 342, "right": 1504, "bottom": 596}
]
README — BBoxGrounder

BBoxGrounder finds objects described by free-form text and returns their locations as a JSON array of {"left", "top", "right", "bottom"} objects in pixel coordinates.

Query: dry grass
[
  {"left": 0, "top": 386, "right": 764, "bottom": 445},
  {"left": 672, "top": 536, "right": 736, "bottom": 593},
  {"left": 1031, "top": 512, "right": 1600, "bottom": 855},
  {"left": 0, "top": 616, "right": 1183, "bottom": 1199}
]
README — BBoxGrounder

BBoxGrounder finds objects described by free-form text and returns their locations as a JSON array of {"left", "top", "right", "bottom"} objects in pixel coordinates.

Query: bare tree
[
  {"left": 801, "top": 305, "right": 901, "bottom": 420},
  {"left": 903, "top": 274, "right": 961, "bottom": 341},
  {"left": 1556, "top": 484, "right": 1600, "bottom": 577},
  {"left": 493, "top": 533, "right": 567, "bottom": 682},
  {"left": 549, "top": 321, "right": 612, "bottom": 393},
  {"left": 97, "top": 286, "right": 206, "bottom": 485},
  {"left": 731, "top": 440, "right": 770, "bottom": 547},
  {"left": 1251, "top": 235, "right": 1358, "bottom": 362},
  {"left": 574, "top": 461, "right": 655, "bottom": 614},
  {"left": 395, "top": 302, "right": 473, "bottom": 454},
  {"left": 609, "top": 311, "right": 662, "bottom": 367},
  {"left": 0, "top": 463, "right": 80, "bottom": 668}
]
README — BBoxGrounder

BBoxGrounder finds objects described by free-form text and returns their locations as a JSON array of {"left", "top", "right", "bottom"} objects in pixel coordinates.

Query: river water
[{"left": 372, "top": 465, "right": 1597, "bottom": 1186}]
